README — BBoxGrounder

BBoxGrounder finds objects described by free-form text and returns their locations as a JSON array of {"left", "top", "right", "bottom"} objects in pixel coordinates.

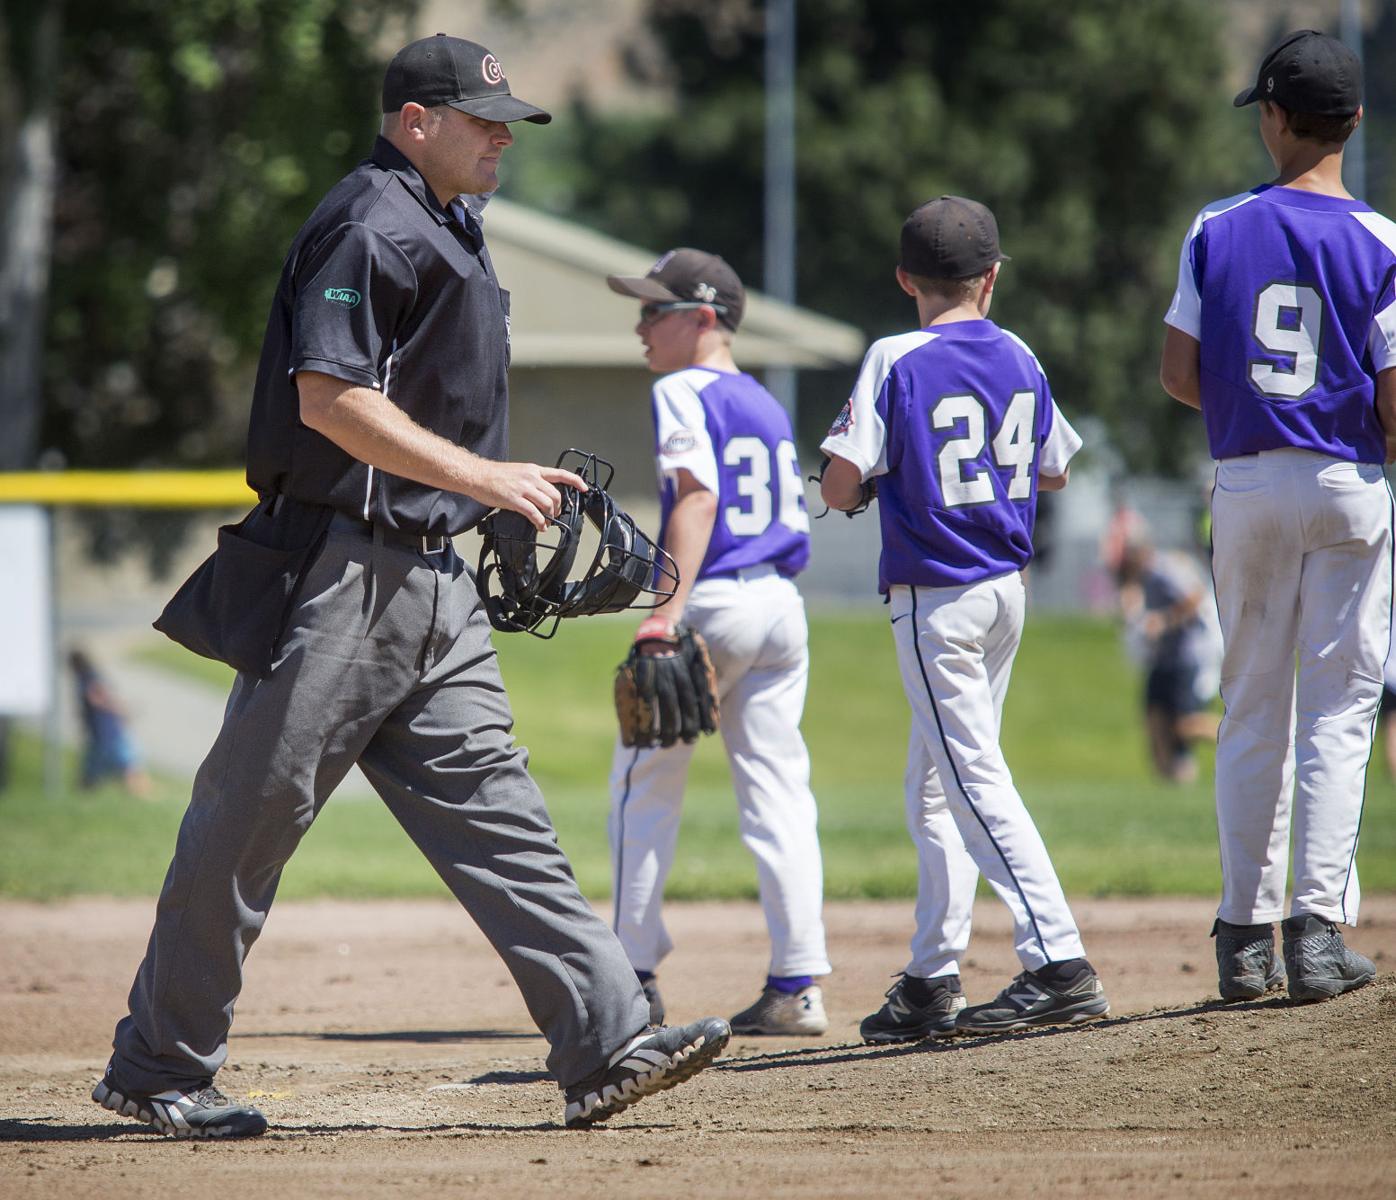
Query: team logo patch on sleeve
[
  {"left": 323, "top": 287, "right": 361, "bottom": 308},
  {"left": 662, "top": 429, "right": 697, "bottom": 455},
  {"left": 827, "top": 401, "right": 854, "bottom": 436}
]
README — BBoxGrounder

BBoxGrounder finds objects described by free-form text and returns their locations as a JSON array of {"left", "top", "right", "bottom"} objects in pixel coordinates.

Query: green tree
[
  {"left": 526, "top": 0, "right": 1258, "bottom": 471},
  {"left": 39, "top": 0, "right": 417, "bottom": 475}
]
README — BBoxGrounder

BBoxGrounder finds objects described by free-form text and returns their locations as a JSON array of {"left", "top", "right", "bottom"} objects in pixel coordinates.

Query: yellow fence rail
[{"left": 0, "top": 471, "right": 255, "bottom": 508}]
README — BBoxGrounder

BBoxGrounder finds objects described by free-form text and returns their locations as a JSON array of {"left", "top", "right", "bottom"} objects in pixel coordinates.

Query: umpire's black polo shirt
[{"left": 246, "top": 137, "right": 510, "bottom": 536}]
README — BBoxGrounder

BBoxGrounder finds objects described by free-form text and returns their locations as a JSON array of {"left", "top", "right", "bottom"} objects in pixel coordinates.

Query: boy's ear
[
  {"left": 895, "top": 266, "right": 920, "bottom": 298},
  {"left": 1259, "top": 99, "right": 1289, "bottom": 130}
]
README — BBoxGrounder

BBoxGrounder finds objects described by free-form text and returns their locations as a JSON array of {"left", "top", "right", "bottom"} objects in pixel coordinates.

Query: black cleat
[
  {"left": 1212, "top": 918, "right": 1284, "bottom": 1001},
  {"left": 860, "top": 975, "right": 965, "bottom": 1044},
  {"left": 92, "top": 1065, "right": 267, "bottom": 1139},
  {"left": 730, "top": 985, "right": 828, "bottom": 1036},
  {"left": 1282, "top": 914, "right": 1375, "bottom": 1002},
  {"left": 563, "top": 1017, "right": 730, "bottom": 1128},
  {"left": 955, "top": 963, "right": 1109, "bottom": 1035}
]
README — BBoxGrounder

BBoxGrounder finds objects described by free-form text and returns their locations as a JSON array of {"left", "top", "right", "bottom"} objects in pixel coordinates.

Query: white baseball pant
[
  {"left": 609, "top": 567, "right": 831, "bottom": 977},
  {"left": 890, "top": 574, "right": 1087, "bottom": 972},
  {"left": 1211, "top": 448, "right": 1393, "bottom": 927},
  {"left": 903, "top": 728, "right": 980, "bottom": 979}
]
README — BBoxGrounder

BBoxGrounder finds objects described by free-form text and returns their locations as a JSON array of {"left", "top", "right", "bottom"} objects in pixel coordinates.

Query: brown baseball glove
[{"left": 615, "top": 624, "right": 720, "bottom": 748}]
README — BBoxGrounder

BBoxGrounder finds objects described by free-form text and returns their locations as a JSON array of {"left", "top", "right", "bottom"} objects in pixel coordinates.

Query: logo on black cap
[
  {"left": 605, "top": 248, "right": 747, "bottom": 332},
  {"left": 382, "top": 35, "right": 551, "bottom": 125},
  {"left": 1234, "top": 29, "right": 1361, "bottom": 116}
]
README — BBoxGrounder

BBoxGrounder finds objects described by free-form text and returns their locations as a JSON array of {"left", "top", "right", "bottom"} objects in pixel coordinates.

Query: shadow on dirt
[
  {"left": 0, "top": 1120, "right": 144, "bottom": 1143},
  {"left": 0, "top": 1116, "right": 601, "bottom": 1142},
  {"left": 239, "top": 1028, "right": 540, "bottom": 1043},
  {"left": 458, "top": 1069, "right": 552, "bottom": 1085},
  {"left": 716, "top": 995, "right": 1293, "bottom": 1074}
]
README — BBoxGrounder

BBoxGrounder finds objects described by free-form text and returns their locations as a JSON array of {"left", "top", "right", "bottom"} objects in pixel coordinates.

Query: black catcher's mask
[{"left": 477, "top": 450, "right": 680, "bottom": 637}]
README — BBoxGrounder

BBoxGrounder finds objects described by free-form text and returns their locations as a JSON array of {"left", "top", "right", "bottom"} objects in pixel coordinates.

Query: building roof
[{"left": 483, "top": 199, "right": 866, "bottom": 369}]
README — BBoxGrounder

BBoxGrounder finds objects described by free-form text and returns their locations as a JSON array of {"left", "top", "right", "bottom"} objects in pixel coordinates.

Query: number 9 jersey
[
  {"left": 1165, "top": 185, "right": 1396, "bottom": 464},
  {"left": 820, "top": 320, "right": 1081, "bottom": 593},
  {"left": 651, "top": 367, "right": 810, "bottom": 580}
]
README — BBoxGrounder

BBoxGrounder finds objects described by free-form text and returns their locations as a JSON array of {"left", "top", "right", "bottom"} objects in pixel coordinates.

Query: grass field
[{"left": 2, "top": 612, "right": 1392, "bottom": 901}]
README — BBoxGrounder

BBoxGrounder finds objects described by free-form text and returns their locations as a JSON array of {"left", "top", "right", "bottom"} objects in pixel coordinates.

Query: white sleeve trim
[
  {"left": 1353, "top": 212, "right": 1396, "bottom": 372},
  {"left": 1000, "top": 328, "right": 1049, "bottom": 383},
  {"left": 1370, "top": 301, "right": 1396, "bottom": 373},
  {"left": 819, "top": 331, "right": 936, "bottom": 480},
  {"left": 1040, "top": 401, "right": 1082, "bottom": 477},
  {"left": 652, "top": 369, "right": 719, "bottom": 493},
  {"left": 1163, "top": 191, "right": 1258, "bottom": 338}
]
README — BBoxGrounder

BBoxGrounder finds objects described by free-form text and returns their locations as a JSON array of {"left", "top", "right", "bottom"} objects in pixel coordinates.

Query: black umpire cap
[
  {"left": 1233, "top": 29, "right": 1362, "bottom": 117},
  {"left": 383, "top": 34, "right": 551, "bottom": 124}
]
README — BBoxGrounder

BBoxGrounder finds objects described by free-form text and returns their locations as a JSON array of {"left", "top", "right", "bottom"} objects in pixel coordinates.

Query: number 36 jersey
[
  {"left": 1165, "top": 185, "right": 1396, "bottom": 464},
  {"left": 820, "top": 319, "right": 1081, "bottom": 593},
  {"left": 651, "top": 368, "right": 810, "bottom": 582}
]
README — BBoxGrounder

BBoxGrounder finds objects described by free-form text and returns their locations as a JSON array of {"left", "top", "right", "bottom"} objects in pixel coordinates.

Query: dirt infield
[{"left": 2, "top": 896, "right": 1393, "bottom": 1198}]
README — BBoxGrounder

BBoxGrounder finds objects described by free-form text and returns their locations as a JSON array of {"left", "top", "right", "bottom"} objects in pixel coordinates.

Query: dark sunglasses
[{"left": 639, "top": 300, "right": 729, "bottom": 323}]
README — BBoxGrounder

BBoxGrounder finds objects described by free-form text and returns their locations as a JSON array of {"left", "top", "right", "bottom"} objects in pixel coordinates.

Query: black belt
[{"left": 328, "top": 512, "right": 452, "bottom": 556}]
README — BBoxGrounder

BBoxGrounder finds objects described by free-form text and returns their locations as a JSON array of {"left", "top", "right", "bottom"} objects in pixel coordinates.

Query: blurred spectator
[
  {"left": 69, "top": 649, "right": 150, "bottom": 796},
  {"left": 1100, "top": 490, "right": 1147, "bottom": 587},
  {"left": 1116, "top": 536, "right": 1222, "bottom": 784}
]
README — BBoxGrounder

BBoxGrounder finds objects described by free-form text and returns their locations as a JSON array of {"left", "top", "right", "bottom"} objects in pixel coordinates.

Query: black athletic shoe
[
  {"left": 954, "top": 964, "right": 1109, "bottom": 1035},
  {"left": 563, "top": 1017, "right": 730, "bottom": 1129},
  {"left": 860, "top": 975, "right": 965, "bottom": 1044},
  {"left": 92, "top": 1065, "right": 267, "bottom": 1139},
  {"left": 730, "top": 985, "right": 828, "bottom": 1035},
  {"left": 1212, "top": 918, "right": 1284, "bottom": 1001},
  {"left": 1282, "top": 914, "right": 1375, "bottom": 1002},
  {"left": 640, "top": 976, "right": 666, "bottom": 1026}
]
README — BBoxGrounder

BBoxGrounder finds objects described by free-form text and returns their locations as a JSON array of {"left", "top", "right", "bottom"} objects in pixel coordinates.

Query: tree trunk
[{"left": 0, "top": 3, "right": 60, "bottom": 471}]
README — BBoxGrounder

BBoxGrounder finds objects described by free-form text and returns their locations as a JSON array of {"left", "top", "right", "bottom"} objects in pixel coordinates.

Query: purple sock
[{"left": 766, "top": 974, "right": 814, "bottom": 995}]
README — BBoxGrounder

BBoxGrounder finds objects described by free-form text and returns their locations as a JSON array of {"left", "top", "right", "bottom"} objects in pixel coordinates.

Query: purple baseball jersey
[
  {"left": 1165, "top": 186, "right": 1396, "bottom": 463},
  {"left": 651, "top": 368, "right": 810, "bottom": 581},
  {"left": 820, "top": 320, "right": 1081, "bottom": 592}
]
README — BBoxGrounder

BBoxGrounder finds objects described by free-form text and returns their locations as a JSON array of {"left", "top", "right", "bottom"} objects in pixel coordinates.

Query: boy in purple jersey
[
  {"left": 1161, "top": 30, "right": 1396, "bottom": 1004},
  {"left": 821, "top": 197, "right": 1108, "bottom": 1039},
  {"left": 604, "top": 249, "right": 831, "bottom": 1035}
]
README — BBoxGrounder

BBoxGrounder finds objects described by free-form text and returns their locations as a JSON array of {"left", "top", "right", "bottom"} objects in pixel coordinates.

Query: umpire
[{"left": 93, "top": 34, "right": 728, "bottom": 1139}]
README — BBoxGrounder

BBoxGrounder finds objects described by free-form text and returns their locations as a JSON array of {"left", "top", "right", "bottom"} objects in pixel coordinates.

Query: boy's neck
[
  {"left": 1271, "top": 143, "right": 1351, "bottom": 198},
  {"left": 918, "top": 298, "right": 985, "bottom": 328},
  {"left": 688, "top": 336, "right": 739, "bottom": 374}
]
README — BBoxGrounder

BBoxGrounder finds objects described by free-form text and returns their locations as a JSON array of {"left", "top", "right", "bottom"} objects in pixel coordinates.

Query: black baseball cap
[
  {"left": 899, "top": 196, "right": 1009, "bottom": 280},
  {"left": 1233, "top": 30, "right": 1361, "bottom": 116},
  {"left": 382, "top": 34, "right": 551, "bottom": 124},
  {"left": 606, "top": 248, "right": 746, "bottom": 331}
]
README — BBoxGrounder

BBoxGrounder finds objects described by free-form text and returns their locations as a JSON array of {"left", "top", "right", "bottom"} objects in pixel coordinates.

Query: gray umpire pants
[{"left": 111, "top": 512, "right": 649, "bottom": 1092}]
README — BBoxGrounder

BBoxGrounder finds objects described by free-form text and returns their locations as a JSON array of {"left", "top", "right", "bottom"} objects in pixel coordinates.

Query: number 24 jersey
[
  {"left": 820, "top": 318, "right": 1081, "bottom": 593},
  {"left": 1166, "top": 184, "right": 1396, "bottom": 464}
]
